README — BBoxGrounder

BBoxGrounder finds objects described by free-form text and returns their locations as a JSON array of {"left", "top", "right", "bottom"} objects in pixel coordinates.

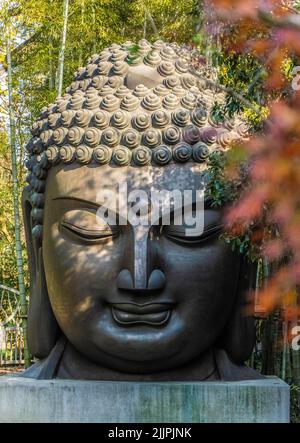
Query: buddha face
[{"left": 42, "top": 162, "right": 241, "bottom": 373}]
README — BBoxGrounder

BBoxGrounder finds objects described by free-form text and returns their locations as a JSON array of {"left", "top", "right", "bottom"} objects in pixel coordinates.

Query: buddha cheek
[
  {"left": 43, "top": 228, "right": 120, "bottom": 329},
  {"left": 160, "top": 240, "right": 239, "bottom": 347}
]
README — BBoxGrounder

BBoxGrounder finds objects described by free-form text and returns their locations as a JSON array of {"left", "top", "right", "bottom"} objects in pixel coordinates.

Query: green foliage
[
  {"left": 205, "top": 150, "right": 260, "bottom": 261},
  {"left": 215, "top": 51, "right": 268, "bottom": 130},
  {"left": 205, "top": 150, "right": 238, "bottom": 207},
  {"left": 291, "top": 384, "right": 300, "bottom": 423}
]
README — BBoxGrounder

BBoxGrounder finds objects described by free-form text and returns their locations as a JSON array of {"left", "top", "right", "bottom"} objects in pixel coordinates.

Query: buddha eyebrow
[{"left": 53, "top": 196, "right": 100, "bottom": 209}]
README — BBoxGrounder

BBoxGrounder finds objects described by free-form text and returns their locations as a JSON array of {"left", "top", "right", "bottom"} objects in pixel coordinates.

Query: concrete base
[{"left": 0, "top": 376, "right": 289, "bottom": 423}]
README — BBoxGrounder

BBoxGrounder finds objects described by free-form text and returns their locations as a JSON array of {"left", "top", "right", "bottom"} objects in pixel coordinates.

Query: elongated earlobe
[
  {"left": 27, "top": 247, "right": 60, "bottom": 358},
  {"left": 220, "top": 257, "right": 257, "bottom": 363},
  {"left": 22, "top": 189, "right": 60, "bottom": 358}
]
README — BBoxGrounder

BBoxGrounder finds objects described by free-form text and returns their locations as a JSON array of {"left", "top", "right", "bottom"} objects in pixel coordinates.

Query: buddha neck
[{"left": 56, "top": 341, "right": 218, "bottom": 381}]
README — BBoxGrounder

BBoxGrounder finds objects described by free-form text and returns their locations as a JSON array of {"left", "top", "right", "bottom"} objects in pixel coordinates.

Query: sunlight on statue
[{"left": 21, "top": 40, "right": 262, "bottom": 381}]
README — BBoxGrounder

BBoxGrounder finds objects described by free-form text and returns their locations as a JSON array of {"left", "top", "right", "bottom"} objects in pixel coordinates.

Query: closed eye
[
  {"left": 60, "top": 221, "right": 117, "bottom": 243},
  {"left": 162, "top": 224, "right": 223, "bottom": 245}
]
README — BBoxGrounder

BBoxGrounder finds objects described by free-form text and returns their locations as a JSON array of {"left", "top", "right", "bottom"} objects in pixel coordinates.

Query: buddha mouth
[{"left": 110, "top": 303, "right": 172, "bottom": 326}]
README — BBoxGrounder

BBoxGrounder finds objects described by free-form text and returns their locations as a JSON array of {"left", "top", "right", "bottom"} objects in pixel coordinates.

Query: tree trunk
[
  {"left": 143, "top": 11, "right": 147, "bottom": 39},
  {"left": 78, "top": 0, "right": 85, "bottom": 67},
  {"left": 6, "top": 39, "right": 31, "bottom": 368},
  {"left": 281, "top": 319, "right": 288, "bottom": 380},
  {"left": 291, "top": 290, "right": 300, "bottom": 384},
  {"left": 142, "top": 1, "right": 159, "bottom": 38},
  {"left": 48, "top": 0, "right": 55, "bottom": 91},
  {"left": 91, "top": 0, "right": 96, "bottom": 54},
  {"left": 57, "top": 0, "right": 69, "bottom": 97},
  {"left": 261, "top": 259, "right": 282, "bottom": 375},
  {"left": 262, "top": 309, "right": 281, "bottom": 375}
]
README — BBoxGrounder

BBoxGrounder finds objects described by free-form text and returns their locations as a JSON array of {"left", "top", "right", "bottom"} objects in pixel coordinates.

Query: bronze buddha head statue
[{"left": 22, "top": 40, "right": 261, "bottom": 380}]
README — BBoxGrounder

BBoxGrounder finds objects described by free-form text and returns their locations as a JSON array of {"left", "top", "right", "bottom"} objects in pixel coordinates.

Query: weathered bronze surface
[{"left": 22, "top": 40, "right": 262, "bottom": 380}]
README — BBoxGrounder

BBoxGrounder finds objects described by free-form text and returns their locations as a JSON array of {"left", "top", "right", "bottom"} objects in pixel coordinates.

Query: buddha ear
[
  {"left": 22, "top": 188, "right": 60, "bottom": 359},
  {"left": 220, "top": 255, "right": 257, "bottom": 364}
]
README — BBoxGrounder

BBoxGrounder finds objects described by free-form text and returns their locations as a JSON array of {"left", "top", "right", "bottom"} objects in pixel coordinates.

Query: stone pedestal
[{"left": 0, "top": 376, "right": 289, "bottom": 423}]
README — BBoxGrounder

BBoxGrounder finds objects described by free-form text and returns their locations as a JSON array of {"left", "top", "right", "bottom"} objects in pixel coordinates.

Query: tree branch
[
  {"left": 257, "top": 10, "right": 300, "bottom": 31},
  {"left": 190, "top": 67, "right": 262, "bottom": 115}
]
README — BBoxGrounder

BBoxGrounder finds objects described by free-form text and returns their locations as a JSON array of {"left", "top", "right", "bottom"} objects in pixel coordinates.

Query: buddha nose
[
  {"left": 117, "top": 269, "right": 166, "bottom": 291},
  {"left": 117, "top": 225, "right": 165, "bottom": 292}
]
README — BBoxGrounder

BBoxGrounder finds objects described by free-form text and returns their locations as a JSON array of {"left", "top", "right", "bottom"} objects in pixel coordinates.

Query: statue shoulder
[
  {"left": 21, "top": 336, "right": 66, "bottom": 380},
  {"left": 215, "top": 348, "right": 265, "bottom": 381}
]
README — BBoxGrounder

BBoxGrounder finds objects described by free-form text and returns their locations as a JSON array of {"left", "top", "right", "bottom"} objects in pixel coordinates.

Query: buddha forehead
[{"left": 46, "top": 162, "right": 207, "bottom": 202}]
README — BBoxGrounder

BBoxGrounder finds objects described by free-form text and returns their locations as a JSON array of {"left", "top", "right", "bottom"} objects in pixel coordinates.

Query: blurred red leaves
[{"left": 206, "top": 0, "right": 300, "bottom": 318}]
